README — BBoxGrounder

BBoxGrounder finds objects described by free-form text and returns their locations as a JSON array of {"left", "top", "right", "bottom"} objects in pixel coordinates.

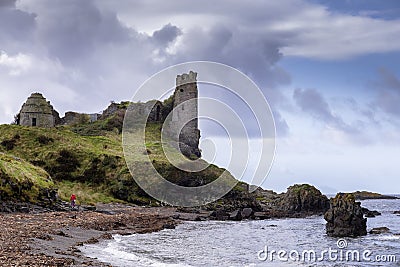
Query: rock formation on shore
[
  {"left": 324, "top": 193, "right": 367, "bottom": 237},
  {"left": 351, "top": 191, "right": 398, "bottom": 200},
  {"left": 277, "top": 184, "right": 330, "bottom": 214},
  {"left": 200, "top": 184, "right": 330, "bottom": 221},
  {"left": 369, "top": 227, "right": 390, "bottom": 234}
]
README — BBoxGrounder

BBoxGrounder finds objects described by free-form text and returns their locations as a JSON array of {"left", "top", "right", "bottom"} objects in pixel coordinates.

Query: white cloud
[
  {"left": 279, "top": 13, "right": 400, "bottom": 59},
  {"left": 0, "top": 50, "right": 79, "bottom": 120},
  {"left": 93, "top": 0, "right": 400, "bottom": 60},
  {"left": 0, "top": 51, "right": 32, "bottom": 75}
]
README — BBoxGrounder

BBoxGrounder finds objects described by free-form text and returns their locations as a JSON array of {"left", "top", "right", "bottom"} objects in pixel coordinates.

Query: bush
[
  {"left": 1, "top": 139, "right": 16, "bottom": 151},
  {"left": 48, "top": 149, "right": 81, "bottom": 181},
  {"left": 36, "top": 135, "right": 54, "bottom": 145},
  {"left": 30, "top": 159, "right": 46, "bottom": 167},
  {"left": 104, "top": 110, "right": 125, "bottom": 133},
  {"left": 82, "top": 157, "right": 106, "bottom": 184}
]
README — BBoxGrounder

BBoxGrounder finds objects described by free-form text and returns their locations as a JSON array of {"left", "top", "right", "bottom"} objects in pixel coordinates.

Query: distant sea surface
[{"left": 82, "top": 198, "right": 400, "bottom": 266}]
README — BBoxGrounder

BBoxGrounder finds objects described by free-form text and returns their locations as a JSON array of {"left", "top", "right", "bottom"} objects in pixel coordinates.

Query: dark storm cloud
[
  {"left": 293, "top": 88, "right": 333, "bottom": 121},
  {"left": 34, "top": 0, "right": 132, "bottom": 65},
  {"left": 0, "top": 0, "right": 16, "bottom": 7},
  {"left": 152, "top": 23, "right": 182, "bottom": 45},
  {"left": 293, "top": 88, "right": 359, "bottom": 134},
  {"left": 371, "top": 68, "right": 400, "bottom": 117},
  {"left": 0, "top": 0, "right": 157, "bottom": 118},
  {"left": 0, "top": 1, "right": 36, "bottom": 53},
  {"left": 167, "top": 24, "right": 291, "bottom": 136},
  {"left": 107, "top": 0, "right": 294, "bottom": 101},
  {"left": 173, "top": 24, "right": 290, "bottom": 89}
]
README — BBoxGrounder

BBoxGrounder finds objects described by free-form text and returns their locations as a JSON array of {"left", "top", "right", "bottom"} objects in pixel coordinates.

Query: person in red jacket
[{"left": 70, "top": 194, "right": 76, "bottom": 209}]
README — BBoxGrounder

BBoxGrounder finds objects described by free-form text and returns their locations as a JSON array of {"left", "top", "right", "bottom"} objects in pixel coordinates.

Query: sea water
[{"left": 81, "top": 199, "right": 400, "bottom": 266}]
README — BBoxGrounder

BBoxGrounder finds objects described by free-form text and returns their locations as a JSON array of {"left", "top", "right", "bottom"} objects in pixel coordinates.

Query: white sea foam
[
  {"left": 82, "top": 236, "right": 191, "bottom": 267},
  {"left": 376, "top": 234, "right": 400, "bottom": 240}
]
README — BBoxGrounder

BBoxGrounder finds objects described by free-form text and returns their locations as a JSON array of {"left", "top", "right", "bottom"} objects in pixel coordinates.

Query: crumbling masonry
[{"left": 17, "top": 71, "right": 201, "bottom": 158}]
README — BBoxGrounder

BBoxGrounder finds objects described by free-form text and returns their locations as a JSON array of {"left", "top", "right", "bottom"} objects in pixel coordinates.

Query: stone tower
[
  {"left": 171, "top": 71, "right": 201, "bottom": 158},
  {"left": 18, "top": 93, "right": 56, "bottom": 127}
]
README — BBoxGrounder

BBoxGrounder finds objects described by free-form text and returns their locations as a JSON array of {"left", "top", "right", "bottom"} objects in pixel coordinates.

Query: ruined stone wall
[
  {"left": 59, "top": 112, "right": 90, "bottom": 125},
  {"left": 18, "top": 93, "right": 55, "bottom": 128},
  {"left": 100, "top": 103, "right": 120, "bottom": 119},
  {"left": 20, "top": 113, "right": 54, "bottom": 128}
]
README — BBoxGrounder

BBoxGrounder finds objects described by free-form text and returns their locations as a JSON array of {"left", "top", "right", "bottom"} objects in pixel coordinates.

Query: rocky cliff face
[{"left": 324, "top": 193, "right": 367, "bottom": 237}]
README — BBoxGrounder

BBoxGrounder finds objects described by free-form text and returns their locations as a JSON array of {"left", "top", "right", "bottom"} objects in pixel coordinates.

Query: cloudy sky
[{"left": 1, "top": 0, "right": 399, "bottom": 193}]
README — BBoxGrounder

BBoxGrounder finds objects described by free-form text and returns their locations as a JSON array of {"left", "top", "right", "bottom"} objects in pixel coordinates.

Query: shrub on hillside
[
  {"left": 48, "top": 149, "right": 81, "bottom": 181},
  {"left": 36, "top": 135, "right": 54, "bottom": 145},
  {"left": 1, "top": 139, "right": 16, "bottom": 151}
]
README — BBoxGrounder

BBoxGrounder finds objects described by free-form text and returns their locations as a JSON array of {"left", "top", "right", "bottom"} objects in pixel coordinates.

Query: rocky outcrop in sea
[
  {"left": 277, "top": 184, "right": 330, "bottom": 214},
  {"left": 324, "top": 193, "right": 367, "bottom": 237}
]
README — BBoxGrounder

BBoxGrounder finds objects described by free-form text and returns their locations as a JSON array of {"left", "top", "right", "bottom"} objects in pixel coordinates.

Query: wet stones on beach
[
  {"left": 241, "top": 207, "right": 254, "bottom": 218},
  {"left": 208, "top": 207, "right": 257, "bottom": 221},
  {"left": 229, "top": 210, "right": 242, "bottom": 221},
  {"left": 0, "top": 206, "right": 178, "bottom": 266}
]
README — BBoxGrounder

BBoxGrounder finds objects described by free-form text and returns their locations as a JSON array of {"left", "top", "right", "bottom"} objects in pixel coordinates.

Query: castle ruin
[
  {"left": 17, "top": 93, "right": 58, "bottom": 128},
  {"left": 16, "top": 71, "right": 201, "bottom": 158},
  {"left": 170, "top": 71, "right": 201, "bottom": 158}
]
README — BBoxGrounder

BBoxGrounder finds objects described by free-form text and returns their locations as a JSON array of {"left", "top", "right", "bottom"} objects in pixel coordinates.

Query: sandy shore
[{"left": 0, "top": 204, "right": 181, "bottom": 267}]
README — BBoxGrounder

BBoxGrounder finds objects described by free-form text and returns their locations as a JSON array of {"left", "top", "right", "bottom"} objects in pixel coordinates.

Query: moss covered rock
[
  {"left": 278, "top": 184, "right": 330, "bottom": 214},
  {"left": 324, "top": 193, "right": 367, "bottom": 237}
]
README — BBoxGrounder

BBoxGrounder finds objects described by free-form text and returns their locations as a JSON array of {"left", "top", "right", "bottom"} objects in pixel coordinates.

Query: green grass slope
[
  {"left": 0, "top": 123, "right": 243, "bottom": 206},
  {"left": 0, "top": 124, "right": 129, "bottom": 204},
  {"left": 0, "top": 152, "right": 54, "bottom": 203}
]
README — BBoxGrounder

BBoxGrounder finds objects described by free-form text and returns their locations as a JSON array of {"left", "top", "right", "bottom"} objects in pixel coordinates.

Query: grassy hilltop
[{"left": 0, "top": 120, "right": 241, "bottom": 206}]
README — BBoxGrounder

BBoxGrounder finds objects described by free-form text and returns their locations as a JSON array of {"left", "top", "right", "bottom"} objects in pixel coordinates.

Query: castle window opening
[
  {"left": 32, "top": 118, "right": 37, "bottom": 126},
  {"left": 182, "top": 104, "right": 184, "bottom": 111},
  {"left": 180, "top": 89, "right": 184, "bottom": 92}
]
